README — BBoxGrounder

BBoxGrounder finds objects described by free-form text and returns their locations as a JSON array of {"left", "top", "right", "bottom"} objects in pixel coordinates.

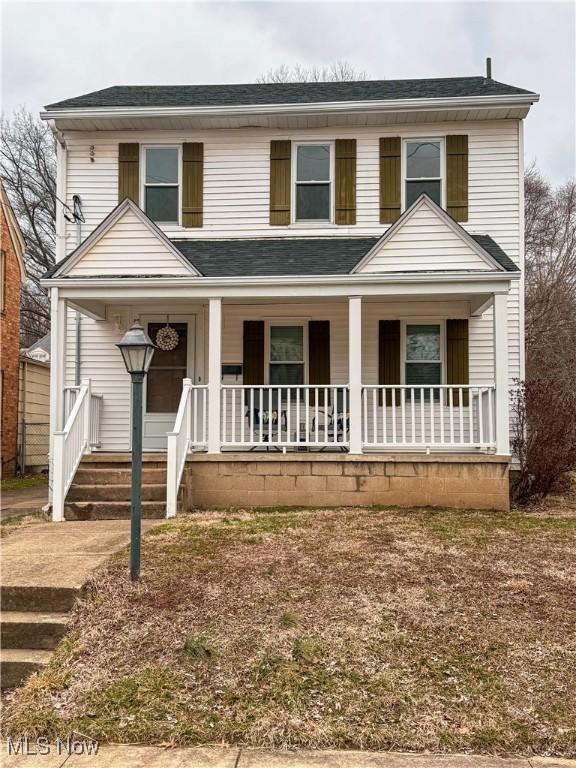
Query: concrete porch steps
[
  {"left": 64, "top": 454, "right": 168, "bottom": 520},
  {"left": 67, "top": 483, "right": 166, "bottom": 502},
  {"left": 64, "top": 500, "right": 166, "bottom": 521}
]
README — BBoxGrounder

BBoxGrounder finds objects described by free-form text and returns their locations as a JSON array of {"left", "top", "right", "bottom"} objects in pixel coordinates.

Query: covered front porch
[{"left": 47, "top": 274, "right": 513, "bottom": 520}]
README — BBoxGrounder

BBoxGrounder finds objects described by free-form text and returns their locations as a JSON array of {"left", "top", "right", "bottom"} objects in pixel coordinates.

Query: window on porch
[
  {"left": 405, "top": 323, "right": 442, "bottom": 386},
  {"left": 269, "top": 325, "right": 305, "bottom": 385}
]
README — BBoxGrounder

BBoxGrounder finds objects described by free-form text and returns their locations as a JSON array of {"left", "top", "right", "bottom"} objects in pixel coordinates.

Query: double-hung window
[
  {"left": 144, "top": 147, "right": 179, "bottom": 225},
  {"left": 295, "top": 144, "right": 331, "bottom": 221},
  {"left": 405, "top": 324, "right": 442, "bottom": 387},
  {"left": 405, "top": 139, "right": 442, "bottom": 209},
  {"left": 269, "top": 325, "right": 305, "bottom": 385}
]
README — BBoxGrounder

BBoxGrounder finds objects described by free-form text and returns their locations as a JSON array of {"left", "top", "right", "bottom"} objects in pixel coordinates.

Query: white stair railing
[
  {"left": 166, "top": 381, "right": 208, "bottom": 518},
  {"left": 52, "top": 379, "right": 92, "bottom": 522}
]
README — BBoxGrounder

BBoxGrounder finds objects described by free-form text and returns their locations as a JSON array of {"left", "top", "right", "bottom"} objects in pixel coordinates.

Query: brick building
[{"left": 1, "top": 182, "right": 26, "bottom": 476}]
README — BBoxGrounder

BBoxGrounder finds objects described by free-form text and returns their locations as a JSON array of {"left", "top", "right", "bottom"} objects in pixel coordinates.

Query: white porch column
[
  {"left": 48, "top": 287, "right": 67, "bottom": 516},
  {"left": 207, "top": 298, "right": 222, "bottom": 453},
  {"left": 493, "top": 292, "right": 510, "bottom": 455},
  {"left": 348, "top": 296, "right": 363, "bottom": 454}
]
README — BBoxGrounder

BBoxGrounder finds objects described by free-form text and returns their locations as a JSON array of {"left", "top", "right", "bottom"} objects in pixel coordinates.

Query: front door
[{"left": 143, "top": 318, "right": 195, "bottom": 451}]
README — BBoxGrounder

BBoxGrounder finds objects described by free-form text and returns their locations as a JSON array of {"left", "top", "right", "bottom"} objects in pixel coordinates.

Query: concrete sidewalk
[
  {"left": 1, "top": 519, "right": 160, "bottom": 592},
  {"left": 2, "top": 745, "right": 574, "bottom": 767}
]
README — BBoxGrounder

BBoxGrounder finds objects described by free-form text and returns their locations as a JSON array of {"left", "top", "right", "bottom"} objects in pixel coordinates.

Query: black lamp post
[{"left": 116, "top": 320, "right": 156, "bottom": 581}]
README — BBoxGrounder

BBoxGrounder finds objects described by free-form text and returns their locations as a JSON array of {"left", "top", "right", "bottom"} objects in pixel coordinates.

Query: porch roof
[{"left": 170, "top": 234, "right": 518, "bottom": 276}]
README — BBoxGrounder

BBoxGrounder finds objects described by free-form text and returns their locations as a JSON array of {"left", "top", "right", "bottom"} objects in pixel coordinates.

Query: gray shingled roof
[
  {"left": 470, "top": 235, "right": 519, "bottom": 272},
  {"left": 45, "top": 77, "right": 536, "bottom": 110},
  {"left": 171, "top": 238, "right": 379, "bottom": 276},
  {"left": 171, "top": 235, "right": 518, "bottom": 276}
]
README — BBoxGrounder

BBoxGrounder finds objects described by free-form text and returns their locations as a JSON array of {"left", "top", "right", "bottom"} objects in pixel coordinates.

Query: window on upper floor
[
  {"left": 143, "top": 147, "right": 179, "bottom": 225},
  {"left": 404, "top": 139, "right": 443, "bottom": 210},
  {"left": 294, "top": 143, "right": 332, "bottom": 222}
]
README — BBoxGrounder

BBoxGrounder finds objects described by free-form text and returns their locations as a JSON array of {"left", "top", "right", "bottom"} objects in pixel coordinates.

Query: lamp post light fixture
[{"left": 116, "top": 320, "right": 156, "bottom": 581}]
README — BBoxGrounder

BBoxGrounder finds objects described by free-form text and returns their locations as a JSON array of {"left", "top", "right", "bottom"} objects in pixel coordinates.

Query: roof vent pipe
[{"left": 486, "top": 57, "right": 492, "bottom": 79}]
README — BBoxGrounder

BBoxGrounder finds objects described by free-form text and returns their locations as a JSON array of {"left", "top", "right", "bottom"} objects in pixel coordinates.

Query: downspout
[
  {"left": 75, "top": 223, "right": 82, "bottom": 386},
  {"left": 75, "top": 312, "right": 81, "bottom": 385}
]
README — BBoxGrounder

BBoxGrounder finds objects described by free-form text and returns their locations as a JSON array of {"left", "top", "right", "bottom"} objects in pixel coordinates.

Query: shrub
[{"left": 511, "top": 380, "right": 576, "bottom": 504}]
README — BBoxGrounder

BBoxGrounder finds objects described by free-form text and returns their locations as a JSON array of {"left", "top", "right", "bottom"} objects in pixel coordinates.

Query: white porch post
[
  {"left": 348, "top": 296, "right": 363, "bottom": 454},
  {"left": 49, "top": 287, "right": 68, "bottom": 519},
  {"left": 493, "top": 292, "right": 510, "bottom": 455},
  {"left": 207, "top": 298, "right": 222, "bottom": 453}
]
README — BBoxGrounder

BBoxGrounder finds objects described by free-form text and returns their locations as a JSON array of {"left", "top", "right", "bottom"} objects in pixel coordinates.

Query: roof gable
[
  {"left": 54, "top": 200, "right": 199, "bottom": 278},
  {"left": 353, "top": 195, "right": 507, "bottom": 274}
]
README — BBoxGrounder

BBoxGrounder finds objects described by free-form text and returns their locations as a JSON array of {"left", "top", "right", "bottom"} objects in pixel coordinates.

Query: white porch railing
[
  {"left": 221, "top": 385, "right": 350, "bottom": 449},
  {"left": 361, "top": 385, "right": 496, "bottom": 450},
  {"left": 166, "top": 381, "right": 208, "bottom": 518},
  {"left": 53, "top": 379, "right": 95, "bottom": 522}
]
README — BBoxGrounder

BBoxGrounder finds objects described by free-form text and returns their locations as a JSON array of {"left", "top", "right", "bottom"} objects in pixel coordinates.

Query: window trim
[
  {"left": 141, "top": 144, "right": 182, "bottom": 227},
  {"left": 291, "top": 141, "right": 334, "bottom": 225},
  {"left": 401, "top": 137, "right": 446, "bottom": 213},
  {"left": 265, "top": 320, "right": 308, "bottom": 385},
  {"left": 401, "top": 319, "right": 446, "bottom": 386}
]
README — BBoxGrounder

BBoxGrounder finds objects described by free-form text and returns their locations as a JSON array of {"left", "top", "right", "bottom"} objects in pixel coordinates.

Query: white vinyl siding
[
  {"left": 61, "top": 120, "right": 520, "bottom": 249},
  {"left": 356, "top": 199, "right": 494, "bottom": 273},
  {"left": 59, "top": 118, "right": 522, "bottom": 443},
  {"left": 66, "top": 209, "right": 192, "bottom": 276}
]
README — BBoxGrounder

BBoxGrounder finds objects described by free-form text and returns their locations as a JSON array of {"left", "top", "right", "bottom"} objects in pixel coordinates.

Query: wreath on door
[{"left": 155, "top": 320, "right": 179, "bottom": 352}]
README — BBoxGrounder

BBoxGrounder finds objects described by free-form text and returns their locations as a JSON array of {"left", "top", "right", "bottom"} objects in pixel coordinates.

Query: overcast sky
[{"left": 2, "top": 0, "right": 574, "bottom": 183}]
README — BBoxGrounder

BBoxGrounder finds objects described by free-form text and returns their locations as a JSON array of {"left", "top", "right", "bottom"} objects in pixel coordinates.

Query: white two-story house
[{"left": 41, "top": 73, "right": 538, "bottom": 520}]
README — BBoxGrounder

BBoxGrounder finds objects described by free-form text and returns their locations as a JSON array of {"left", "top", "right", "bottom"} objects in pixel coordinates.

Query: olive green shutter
[
  {"left": 379, "top": 320, "right": 401, "bottom": 406},
  {"left": 335, "top": 139, "right": 356, "bottom": 225},
  {"left": 269, "top": 140, "right": 291, "bottom": 225},
  {"left": 446, "top": 319, "right": 469, "bottom": 406},
  {"left": 308, "top": 321, "right": 331, "bottom": 405},
  {"left": 243, "top": 321, "right": 265, "bottom": 385},
  {"left": 182, "top": 143, "right": 204, "bottom": 228},
  {"left": 118, "top": 143, "right": 139, "bottom": 205},
  {"left": 379, "top": 138, "right": 401, "bottom": 224},
  {"left": 446, "top": 135, "right": 468, "bottom": 222}
]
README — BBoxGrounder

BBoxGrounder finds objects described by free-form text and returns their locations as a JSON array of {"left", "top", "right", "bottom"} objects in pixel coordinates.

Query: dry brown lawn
[{"left": 3, "top": 502, "right": 576, "bottom": 757}]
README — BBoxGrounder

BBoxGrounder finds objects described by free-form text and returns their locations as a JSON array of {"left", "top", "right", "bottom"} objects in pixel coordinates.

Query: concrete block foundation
[{"left": 183, "top": 453, "right": 510, "bottom": 511}]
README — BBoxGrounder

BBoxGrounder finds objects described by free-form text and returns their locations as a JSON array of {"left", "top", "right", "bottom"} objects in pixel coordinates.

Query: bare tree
[
  {"left": 524, "top": 164, "right": 576, "bottom": 392},
  {"left": 1, "top": 109, "right": 56, "bottom": 345},
  {"left": 258, "top": 61, "right": 368, "bottom": 84}
]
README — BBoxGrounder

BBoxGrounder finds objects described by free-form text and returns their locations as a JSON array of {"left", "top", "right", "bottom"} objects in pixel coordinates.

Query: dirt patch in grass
[{"left": 3, "top": 506, "right": 576, "bottom": 756}]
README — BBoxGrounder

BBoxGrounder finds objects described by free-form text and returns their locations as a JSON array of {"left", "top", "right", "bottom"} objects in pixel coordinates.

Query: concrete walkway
[
  {"left": 1, "top": 519, "right": 160, "bottom": 592},
  {"left": 2, "top": 744, "right": 574, "bottom": 767},
  {"left": 0, "top": 485, "right": 49, "bottom": 520}
]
